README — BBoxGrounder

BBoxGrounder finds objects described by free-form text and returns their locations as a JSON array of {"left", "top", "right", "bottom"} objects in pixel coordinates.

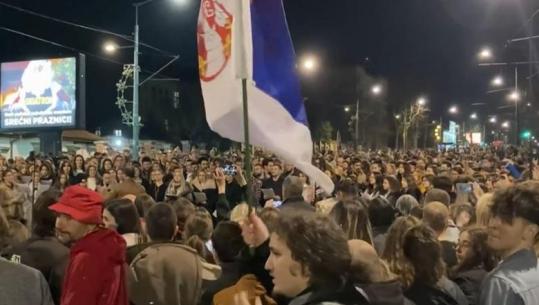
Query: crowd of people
[{"left": 1, "top": 144, "right": 539, "bottom": 305}]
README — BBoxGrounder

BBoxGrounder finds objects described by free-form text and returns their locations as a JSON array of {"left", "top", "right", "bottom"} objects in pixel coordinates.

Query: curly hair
[
  {"left": 381, "top": 216, "right": 420, "bottom": 289},
  {"left": 452, "top": 226, "right": 497, "bottom": 275},
  {"left": 273, "top": 213, "right": 350, "bottom": 289}
]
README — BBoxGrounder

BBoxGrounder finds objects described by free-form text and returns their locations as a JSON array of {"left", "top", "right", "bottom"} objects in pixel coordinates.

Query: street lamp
[
  {"left": 449, "top": 106, "right": 458, "bottom": 114},
  {"left": 470, "top": 113, "right": 477, "bottom": 119},
  {"left": 301, "top": 55, "right": 318, "bottom": 73},
  {"left": 344, "top": 106, "right": 350, "bottom": 112},
  {"left": 508, "top": 90, "right": 521, "bottom": 102},
  {"left": 489, "top": 117, "right": 497, "bottom": 123},
  {"left": 371, "top": 84, "right": 382, "bottom": 96},
  {"left": 502, "top": 121, "right": 510, "bottom": 128},
  {"left": 395, "top": 114, "right": 401, "bottom": 119},
  {"left": 417, "top": 97, "right": 427, "bottom": 106},
  {"left": 103, "top": 41, "right": 119, "bottom": 53},
  {"left": 491, "top": 75, "right": 504, "bottom": 87},
  {"left": 478, "top": 47, "right": 493, "bottom": 60}
]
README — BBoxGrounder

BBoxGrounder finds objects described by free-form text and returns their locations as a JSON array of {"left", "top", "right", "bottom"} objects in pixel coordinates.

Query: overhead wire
[
  {"left": 0, "top": 26, "right": 174, "bottom": 78},
  {"left": 0, "top": 1, "right": 177, "bottom": 57}
]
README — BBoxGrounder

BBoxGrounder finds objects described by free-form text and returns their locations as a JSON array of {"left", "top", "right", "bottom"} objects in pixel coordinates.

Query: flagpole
[
  {"left": 241, "top": 78, "right": 254, "bottom": 207},
  {"left": 235, "top": 0, "right": 254, "bottom": 208}
]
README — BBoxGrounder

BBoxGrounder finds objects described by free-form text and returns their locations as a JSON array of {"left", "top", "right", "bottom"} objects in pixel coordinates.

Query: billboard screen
[
  {"left": 443, "top": 121, "right": 457, "bottom": 144},
  {"left": 0, "top": 57, "right": 77, "bottom": 129}
]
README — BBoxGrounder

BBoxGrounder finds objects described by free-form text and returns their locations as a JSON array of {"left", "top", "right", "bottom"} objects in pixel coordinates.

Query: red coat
[{"left": 61, "top": 229, "right": 128, "bottom": 305}]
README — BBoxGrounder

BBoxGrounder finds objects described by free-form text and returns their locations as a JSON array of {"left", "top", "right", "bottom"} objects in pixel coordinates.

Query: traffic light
[
  {"left": 521, "top": 130, "right": 532, "bottom": 140},
  {"left": 434, "top": 124, "right": 442, "bottom": 143}
]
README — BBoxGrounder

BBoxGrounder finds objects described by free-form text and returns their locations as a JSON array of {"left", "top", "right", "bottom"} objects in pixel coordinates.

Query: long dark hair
[
  {"left": 368, "top": 173, "right": 384, "bottom": 193},
  {"left": 403, "top": 224, "right": 445, "bottom": 287},
  {"left": 104, "top": 199, "right": 142, "bottom": 235},
  {"left": 100, "top": 158, "right": 113, "bottom": 175},
  {"left": 329, "top": 199, "right": 373, "bottom": 244},
  {"left": 452, "top": 226, "right": 497, "bottom": 275},
  {"left": 72, "top": 154, "right": 85, "bottom": 172},
  {"left": 32, "top": 189, "right": 62, "bottom": 237}
]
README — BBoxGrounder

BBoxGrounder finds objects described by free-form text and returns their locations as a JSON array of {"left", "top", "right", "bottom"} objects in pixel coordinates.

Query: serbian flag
[{"left": 197, "top": 0, "right": 334, "bottom": 193}]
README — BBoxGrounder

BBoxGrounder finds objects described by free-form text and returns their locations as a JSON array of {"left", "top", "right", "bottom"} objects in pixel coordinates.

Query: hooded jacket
[{"left": 60, "top": 228, "right": 128, "bottom": 305}]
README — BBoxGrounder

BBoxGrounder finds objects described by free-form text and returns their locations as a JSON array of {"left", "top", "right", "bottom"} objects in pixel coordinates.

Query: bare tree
[{"left": 396, "top": 102, "right": 428, "bottom": 150}]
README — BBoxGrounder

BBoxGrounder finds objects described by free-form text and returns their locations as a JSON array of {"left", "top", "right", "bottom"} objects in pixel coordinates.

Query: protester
[
  {"left": 480, "top": 181, "right": 539, "bottom": 305},
  {"left": 262, "top": 213, "right": 370, "bottom": 304},
  {"left": 170, "top": 197, "right": 196, "bottom": 238},
  {"left": 201, "top": 221, "right": 248, "bottom": 305},
  {"left": 451, "top": 226, "right": 497, "bottom": 305},
  {"left": 183, "top": 208, "right": 216, "bottom": 264},
  {"left": 49, "top": 185, "right": 128, "bottom": 305},
  {"left": 4, "top": 142, "right": 539, "bottom": 305},
  {"left": 348, "top": 239, "right": 412, "bottom": 305},
  {"left": 382, "top": 216, "right": 421, "bottom": 289},
  {"left": 368, "top": 196, "right": 396, "bottom": 254},
  {"left": 329, "top": 199, "right": 373, "bottom": 243},
  {"left": 102, "top": 198, "right": 144, "bottom": 247},
  {"left": 395, "top": 194, "right": 419, "bottom": 216},
  {"left": 382, "top": 175, "right": 402, "bottom": 206},
  {"left": 403, "top": 224, "right": 467, "bottom": 305},
  {"left": 261, "top": 162, "right": 285, "bottom": 200},
  {"left": 0, "top": 257, "right": 55, "bottom": 305},
  {"left": 2, "top": 189, "right": 68, "bottom": 304},
  {"left": 128, "top": 203, "right": 203, "bottom": 305},
  {"left": 104, "top": 167, "right": 146, "bottom": 200},
  {"left": 423, "top": 201, "right": 459, "bottom": 268},
  {"left": 279, "top": 175, "right": 315, "bottom": 213}
]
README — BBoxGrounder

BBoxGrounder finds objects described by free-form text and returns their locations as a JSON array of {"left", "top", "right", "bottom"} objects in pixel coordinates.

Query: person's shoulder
[
  {"left": 132, "top": 242, "right": 200, "bottom": 262},
  {"left": 0, "top": 258, "right": 42, "bottom": 280}
]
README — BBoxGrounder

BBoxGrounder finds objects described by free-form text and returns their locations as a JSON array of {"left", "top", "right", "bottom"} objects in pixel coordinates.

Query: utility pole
[{"left": 132, "top": 4, "right": 141, "bottom": 160}]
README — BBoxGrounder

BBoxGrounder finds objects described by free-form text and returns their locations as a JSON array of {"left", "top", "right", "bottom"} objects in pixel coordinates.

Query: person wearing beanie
[{"left": 49, "top": 185, "right": 128, "bottom": 305}]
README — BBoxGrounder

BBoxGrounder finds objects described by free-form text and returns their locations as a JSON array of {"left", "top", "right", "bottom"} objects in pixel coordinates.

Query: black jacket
[
  {"left": 279, "top": 197, "right": 315, "bottom": 214},
  {"left": 451, "top": 267, "right": 488, "bottom": 305},
  {"left": 440, "top": 241, "right": 458, "bottom": 269},
  {"left": 357, "top": 279, "right": 414, "bottom": 305},
  {"left": 405, "top": 282, "right": 458, "bottom": 305},
  {"left": 239, "top": 240, "right": 273, "bottom": 294},
  {"left": 148, "top": 181, "right": 169, "bottom": 202},
  {"left": 289, "top": 282, "right": 369, "bottom": 305}
]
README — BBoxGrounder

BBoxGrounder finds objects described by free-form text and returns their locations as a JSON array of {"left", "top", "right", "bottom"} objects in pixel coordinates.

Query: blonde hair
[
  {"left": 475, "top": 193, "right": 494, "bottom": 226},
  {"left": 230, "top": 203, "right": 250, "bottom": 225}
]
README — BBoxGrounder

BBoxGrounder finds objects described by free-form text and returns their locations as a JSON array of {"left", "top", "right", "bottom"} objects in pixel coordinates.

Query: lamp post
[{"left": 104, "top": 0, "right": 183, "bottom": 159}]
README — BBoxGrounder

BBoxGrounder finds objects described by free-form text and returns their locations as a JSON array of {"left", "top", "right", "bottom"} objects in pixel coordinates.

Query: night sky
[{"left": 1, "top": 0, "right": 538, "bottom": 142}]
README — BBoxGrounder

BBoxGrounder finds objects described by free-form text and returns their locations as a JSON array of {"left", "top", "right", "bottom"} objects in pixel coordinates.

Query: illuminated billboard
[{"left": 0, "top": 57, "right": 78, "bottom": 129}]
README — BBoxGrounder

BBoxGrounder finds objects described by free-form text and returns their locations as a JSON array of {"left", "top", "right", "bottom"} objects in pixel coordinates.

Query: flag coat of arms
[{"left": 197, "top": 0, "right": 334, "bottom": 193}]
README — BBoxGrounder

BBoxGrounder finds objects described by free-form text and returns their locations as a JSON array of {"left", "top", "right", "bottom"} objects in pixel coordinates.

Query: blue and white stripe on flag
[{"left": 197, "top": 0, "right": 334, "bottom": 193}]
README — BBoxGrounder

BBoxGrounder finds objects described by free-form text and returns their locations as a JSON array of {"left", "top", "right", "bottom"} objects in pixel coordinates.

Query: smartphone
[
  {"left": 261, "top": 188, "right": 276, "bottom": 201},
  {"left": 273, "top": 200, "right": 283, "bottom": 208},
  {"left": 456, "top": 183, "right": 472, "bottom": 194},
  {"left": 223, "top": 165, "right": 237, "bottom": 176}
]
